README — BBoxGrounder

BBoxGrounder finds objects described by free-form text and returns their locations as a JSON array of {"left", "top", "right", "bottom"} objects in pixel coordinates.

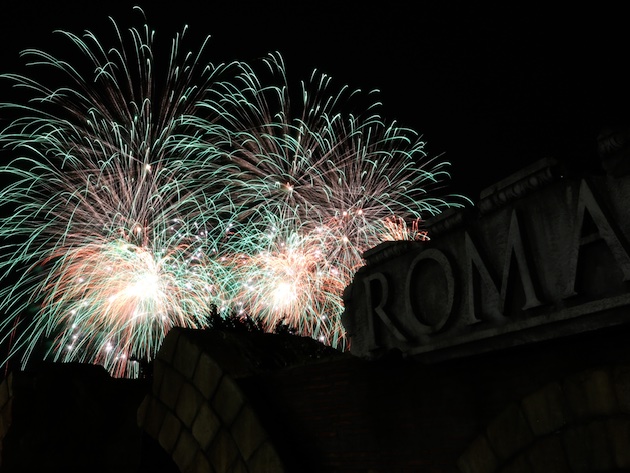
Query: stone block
[
  {"left": 0, "top": 410, "right": 6, "bottom": 441},
  {"left": 194, "top": 353, "right": 223, "bottom": 399},
  {"left": 486, "top": 402, "right": 534, "bottom": 461},
  {"left": 207, "top": 428, "right": 241, "bottom": 473},
  {"left": 174, "top": 335, "right": 201, "bottom": 379},
  {"left": 247, "top": 440, "right": 285, "bottom": 473},
  {"left": 159, "top": 364, "right": 185, "bottom": 410},
  {"left": 0, "top": 380, "right": 9, "bottom": 409},
  {"left": 152, "top": 358, "right": 167, "bottom": 394},
  {"left": 185, "top": 451, "right": 212, "bottom": 473},
  {"left": 140, "top": 397, "right": 167, "bottom": 439},
  {"left": 586, "top": 420, "right": 615, "bottom": 471},
  {"left": 456, "top": 434, "right": 499, "bottom": 473},
  {"left": 192, "top": 402, "right": 221, "bottom": 450},
  {"left": 230, "top": 404, "right": 268, "bottom": 461},
  {"left": 176, "top": 382, "right": 203, "bottom": 428},
  {"left": 228, "top": 458, "right": 249, "bottom": 473},
  {"left": 159, "top": 410, "right": 183, "bottom": 454},
  {"left": 563, "top": 421, "right": 615, "bottom": 473},
  {"left": 563, "top": 368, "right": 618, "bottom": 420},
  {"left": 212, "top": 376, "right": 245, "bottom": 427},
  {"left": 526, "top": 435, "right": 570, "bottom": 473},
  {"left": 613, "top": 364, "right": 630, "bottom": 413},
  {"left": 562, "top": 425, "right": 590, "bottom": 473},
  {"left": 136, "top": 395, "right": 150, "bottom": 427},
  {"left": 500, "top": 453, "right": 533, "bottom": 473},
  {"left": 158, "top": 328, "right": 181, "bottom": 364},
  {"left": 0, "top": 398, "right": 12, "bottom": 440},
  {"left": 607, "top": 417, "right": 630, "bottom": 468},
  {"left": 521, "top": 382, "right": 568, "bottom": 436},
  {"left": 4, "top": 372, "right": 12, "bottom": 397},
  {"left": 173, "top": 429, "right": 198, "bottom": 473}
]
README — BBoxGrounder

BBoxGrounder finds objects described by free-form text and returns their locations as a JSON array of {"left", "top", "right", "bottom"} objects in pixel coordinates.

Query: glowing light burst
[
  {"left": 41, "top": 239, "right": 219, "bottom": 378},
  {"left": 182, "top": 53, "right": 467, "bottom": 346},
  {"left": 0, "top": 10, "right": 237, "bottom": 376},
  {"left": 0, "top": 12, "right": 470, "bottom": 377},
  {"left": 226, "top": 212, "right": 347, "bottom": 346}
]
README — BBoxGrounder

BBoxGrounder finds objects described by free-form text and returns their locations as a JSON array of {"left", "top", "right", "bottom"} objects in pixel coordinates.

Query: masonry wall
[
  {"left": 0, "top": 363, "right": 151, "bottom": 473},
  {"left": 237, "top": 324, "right": 630, "bottom": 473},
  {"left": 2, "top": 324, "right": 630, "bottom": 472}
]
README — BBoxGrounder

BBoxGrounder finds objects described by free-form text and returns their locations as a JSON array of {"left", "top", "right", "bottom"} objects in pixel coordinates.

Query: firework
[
  {"left": 0, "top": 12, "right": 469, "bottom": 377},
  {"left": 220, "top": 210, "right": 345, "bottom": 346},
  {"left": 0, "top": 9, "right": 238, "bottom": 377},
  {"left": 181, "top": 53, "right": 465, "bottom": 346}
]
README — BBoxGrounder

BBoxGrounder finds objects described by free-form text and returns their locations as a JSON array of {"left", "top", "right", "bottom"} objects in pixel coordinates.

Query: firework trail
[
  {"left": 0, "top": 11, "right": 469, "bottom": 377},
  {"left": 0, "top": 9, "right": 239, "bottom": 377},
  {"left": 181, "top": 53, "right": 465, "bottom": 346},
  {"left": 221, "top": 210, "right": 347, "bottom": 347}
]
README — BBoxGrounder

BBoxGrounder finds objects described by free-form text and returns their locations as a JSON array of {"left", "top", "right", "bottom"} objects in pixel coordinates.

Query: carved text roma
[{"left": 342, "top": 158, "right": 630, "bottom": 361}]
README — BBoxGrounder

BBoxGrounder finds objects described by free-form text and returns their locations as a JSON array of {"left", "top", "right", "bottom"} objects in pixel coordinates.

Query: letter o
[{"left": 404, "top": 248, "right": 455, "bottom": 334}]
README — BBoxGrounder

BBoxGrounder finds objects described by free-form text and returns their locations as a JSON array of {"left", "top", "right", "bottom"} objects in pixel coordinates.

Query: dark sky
[{"left": 2, "top": 2, "right": 629, "bottom": 201}]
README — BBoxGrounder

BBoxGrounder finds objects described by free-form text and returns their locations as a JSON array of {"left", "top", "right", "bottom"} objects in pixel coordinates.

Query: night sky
[{"left": 2, "top": 2, "right": 629, "bottom": 201}]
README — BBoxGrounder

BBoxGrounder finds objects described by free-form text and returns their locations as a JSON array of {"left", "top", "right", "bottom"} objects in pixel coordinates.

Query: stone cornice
[
  {"left": 424, "top": 207, "right": 468, "bottom": 238},
  {"left": 362, "top": 241, "right": 420, "bottom": 267},
  {"left": 477, "top": 156, "right": 564, "bottom": 215}
]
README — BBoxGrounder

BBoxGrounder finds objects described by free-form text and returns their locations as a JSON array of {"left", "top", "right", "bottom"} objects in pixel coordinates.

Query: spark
[
  {"left": 0, "top": 8, "right": 238, "bottom": 377},
  {"left": 0, "top": 9, "right": 469, "bottom": 377}
]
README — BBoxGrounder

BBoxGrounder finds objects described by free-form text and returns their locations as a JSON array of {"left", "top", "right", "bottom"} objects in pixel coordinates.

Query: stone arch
[
  {"left": 457, "top": 364, "right": 630, "bottom": 472},
  {"left": 137, "top": 327, "right": 286, "bottom": 473}
]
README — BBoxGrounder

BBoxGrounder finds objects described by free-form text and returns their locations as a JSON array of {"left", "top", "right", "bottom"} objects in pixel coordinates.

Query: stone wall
[
  {"left": 0, "top": 362, "right": 149, "bottom": 472},
  {"left": 137, "top": 328, "right": 289, "bottom": 473},
  {"left": 459, "top": 365, "right": 630, "bottom": 472},
  {"left": 343, "top": 155, "right": 630, "bottom": 366},
  {"left": 239, "top": 325, "right": 630, "bottom": 472},
  {"left": 2, "top": 324, "right": 630, "bottom": 472}
]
